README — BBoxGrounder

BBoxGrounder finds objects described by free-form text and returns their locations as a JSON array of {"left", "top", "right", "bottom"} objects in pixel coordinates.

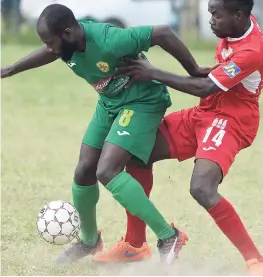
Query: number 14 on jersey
[{"left": 203, "top": 118, "right": 227, "bottom": 147}]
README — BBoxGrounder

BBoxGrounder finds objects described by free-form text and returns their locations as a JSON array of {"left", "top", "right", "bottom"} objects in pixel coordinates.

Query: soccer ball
[{"left": 36, "top": 200, "right": 80, "bottom": 245}]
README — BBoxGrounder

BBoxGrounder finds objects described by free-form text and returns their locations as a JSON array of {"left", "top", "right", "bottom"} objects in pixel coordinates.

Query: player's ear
[
  {"left": 235, "top": 10, "right": 244, "bottom": 21},
  {"left": 63, "top": 28, "right": 72, "bottom": 40}
]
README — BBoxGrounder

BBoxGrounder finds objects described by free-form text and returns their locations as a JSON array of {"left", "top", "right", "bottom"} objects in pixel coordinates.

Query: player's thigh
[
  {"left": 195, "top": 116, "right": 241, "bottom": 178},
  {"left": 128, "top": 127, "right": 169, "bottom": 168},
  {"left": 106, "top": 108, "right": 165, "bottom": 165},
  {"left": 82, "top": 102, "right": 113, "bottom": 149},
  {"left": 75, "top": 103, "right": 113, "bottom": 185},
  {"left": 129, "top": 108, "right": 198, "bottom": 166},
  {"left": 160, "top": 108, "right": 198, "bottom": 162}
]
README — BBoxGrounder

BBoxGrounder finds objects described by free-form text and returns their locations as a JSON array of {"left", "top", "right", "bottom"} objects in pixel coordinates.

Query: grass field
[{"left": 1, "top": 45, "right": 263, "bottom": 276}]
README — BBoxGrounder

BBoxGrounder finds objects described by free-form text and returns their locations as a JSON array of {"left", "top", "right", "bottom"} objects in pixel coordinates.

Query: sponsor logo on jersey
[
  {"left": 221, "top": 47, "right": 233, "bottom": 60},
  {"left": 223, "top": 61, "right": 241, "bottom": 78},
  {"left": 92, "top": 76, "right": 112, "bottom": 93},
  {"left": 91, "top": 76, "right": 130, "bottom": 96},
  {"left": 96, "top": 61, "right": 110, "bottom": 73}
]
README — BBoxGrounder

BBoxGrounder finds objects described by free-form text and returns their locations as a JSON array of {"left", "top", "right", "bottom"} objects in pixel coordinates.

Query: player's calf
[
  {"left": 59, "top": 144, "right": 102, "bottom": 264},
  {"left": 97, "top": 143, "right": 187, "bottom": 264},
  {"left": 191, "top": 160, "right": 263, "bottom": 266},
  {"left": 190, "top": 159, "right": 222, "bottom": 210},
  {"left": 74, "top": 144, "right": 101, "bottom": 186}
]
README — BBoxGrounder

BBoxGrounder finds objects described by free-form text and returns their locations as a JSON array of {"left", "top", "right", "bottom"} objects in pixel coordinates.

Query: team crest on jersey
[
  {"left": 223, "top": 61, "right": 241, "bottom": 78},
  {"left": 96, "top": 61, "right": 109, "bottom": 73}
]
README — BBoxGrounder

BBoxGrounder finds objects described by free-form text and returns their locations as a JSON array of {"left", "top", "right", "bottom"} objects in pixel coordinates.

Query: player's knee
[
  {"left": 190, "top": 167, "right": 221, "bottom": 209},
  {"left": 96, "top": 165, "right": 118, "bottom": 186},
  {"left": 74, "top": 160, "right": 97, "bottom": 186}
]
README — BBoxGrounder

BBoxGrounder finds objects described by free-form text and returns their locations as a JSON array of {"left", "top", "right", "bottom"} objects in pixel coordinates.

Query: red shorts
[{"left": 159, "top": 107, "right": 258, "bottom": 176}]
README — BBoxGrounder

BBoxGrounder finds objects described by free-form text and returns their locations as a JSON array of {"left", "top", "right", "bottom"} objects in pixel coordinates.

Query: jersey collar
[{"left": 227, "top": 19, "right": 254, "bottom": 42}]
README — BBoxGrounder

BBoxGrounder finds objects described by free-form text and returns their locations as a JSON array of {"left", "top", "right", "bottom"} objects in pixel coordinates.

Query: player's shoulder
[
  {"left": 77, "top": 18, "right": 96, "bottom": 28},
  {"left": 238, "top": 16, "right": 263, "bottom": 53},
  {"left": 77, "top": 18, "right": 107, "bottom": 31},
  {"left": 78, "top": 18, "right": 115, "bottom": 44},
  {"left": 78, "top": 18, "right": 116, "bottom": 30},
  {"left": 251, "top": 17, "right": 263, "bottom": 54},
  {"left": 77, "top": 18, "right": 95, "bottom": 41},
  {"left": 225, "top": 20, "right": 263, "bottom": 64}
]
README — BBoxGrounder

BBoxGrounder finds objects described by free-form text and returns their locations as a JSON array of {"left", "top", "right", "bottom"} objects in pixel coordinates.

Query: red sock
[
  {"left": 125, "top": 166, "right": 153, "bottom": 248},
  {"left": 209, "top": 197, "right": 263, "bottom": 262}
]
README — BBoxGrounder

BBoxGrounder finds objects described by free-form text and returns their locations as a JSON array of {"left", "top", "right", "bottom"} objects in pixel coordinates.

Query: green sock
[
  {"left": 106, "top": 172, "right": 175, "bottom": 240},
  {"left": 72, "top": 182, "right": 99, "bottom": 246}
]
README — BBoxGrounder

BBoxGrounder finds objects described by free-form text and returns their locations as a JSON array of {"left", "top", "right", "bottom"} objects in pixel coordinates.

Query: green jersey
[{"left": 66, "top": 19, "right": 171, "bottom": 112}]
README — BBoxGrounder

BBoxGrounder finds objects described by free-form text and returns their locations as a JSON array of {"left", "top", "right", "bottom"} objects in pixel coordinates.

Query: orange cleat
[
  {"left": 247, "top": 259, "right": 263, "bottom": 276},
  {"left": 93, "top": 237, "right": 152, "bottom": 263}
]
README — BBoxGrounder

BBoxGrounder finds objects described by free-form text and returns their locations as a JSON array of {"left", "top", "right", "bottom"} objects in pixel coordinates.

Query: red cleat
[{"left": 157, "top": 223, "right": 188, "bottom": 264}]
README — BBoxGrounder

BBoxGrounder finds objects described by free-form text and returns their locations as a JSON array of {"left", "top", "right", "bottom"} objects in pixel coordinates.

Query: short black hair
[
  {"left": 223, "top": 0, "right": 254, "bottom": 17},
  {"left": 37, "top": 4, "right": 78, "bottom": 35}
]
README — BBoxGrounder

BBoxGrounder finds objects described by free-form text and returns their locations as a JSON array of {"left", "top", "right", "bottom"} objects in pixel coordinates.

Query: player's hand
[
  {"left": 115, "top": 53, "right": 156, "bottom": 88},
  {"left": 1, "top": 65, "right": 15, "bottom": 78},
  {"left": 194, "top": 64, "right": 220, "bottom": 77}
]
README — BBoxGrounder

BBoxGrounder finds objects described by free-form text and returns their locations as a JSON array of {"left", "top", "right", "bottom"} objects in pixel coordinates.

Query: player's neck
[
  {"left": 75, "top": 24, "right": 86, "bottom": 52},
  {"left": 231, "top": 19, "right": 251, "bottom": 39},
  {"left": 243, "top": 19, "right": 252, "bottom": 34}
]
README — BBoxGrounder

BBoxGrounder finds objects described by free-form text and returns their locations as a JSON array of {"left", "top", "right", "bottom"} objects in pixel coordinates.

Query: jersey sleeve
[
  {"left": 208, "top": 50, "right": 261, "bottom": 91},
  {"left": 91, "top": 23, "right": 153, "bottom": 57}
]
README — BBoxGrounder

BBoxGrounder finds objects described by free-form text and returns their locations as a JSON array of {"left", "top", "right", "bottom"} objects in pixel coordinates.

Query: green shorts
[{"left": 82, "top": 102, "right": 165, "bottom": 164}]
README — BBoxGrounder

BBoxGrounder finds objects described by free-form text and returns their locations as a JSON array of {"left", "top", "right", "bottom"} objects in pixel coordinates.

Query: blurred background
[
  {"left": 2, "top": 0, "right": 263, "bottom": 48},
  {"left": 2, "top": 1, "right": 263, "bottom": 276}
]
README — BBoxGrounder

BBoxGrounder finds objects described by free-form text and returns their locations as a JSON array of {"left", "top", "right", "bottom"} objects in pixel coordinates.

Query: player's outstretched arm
[
  {"left": 148, "top": 69, "right": 219, "bottom": 98},
  {"left": 116, "top": 49, "right": 261, "bottom": 98},
  {"left": 1, "top": 45, "right": 58, "bottom": 78},
  {"left": 103, "top": 24, "right": 214, "bottom": 77},
  {"left": 151, "top": 26, "right": 211, "bottom": 78},
  {"left": 116, "top": 54, "right": 219, "bottom": 98}
]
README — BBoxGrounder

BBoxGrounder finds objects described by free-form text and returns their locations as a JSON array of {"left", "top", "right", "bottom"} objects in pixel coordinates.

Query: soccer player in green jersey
[{"left": 1, "top": 4, "right": 211, "bottom": 264}]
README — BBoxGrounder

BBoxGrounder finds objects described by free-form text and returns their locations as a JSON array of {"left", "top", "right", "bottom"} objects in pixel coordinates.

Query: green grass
[{"left": 1, "top": 45, "right": 263, "bottom": 276}]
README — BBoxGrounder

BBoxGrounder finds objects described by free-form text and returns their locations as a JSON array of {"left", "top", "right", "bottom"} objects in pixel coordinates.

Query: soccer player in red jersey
[{"left": 94, "top": 0, "right": 263, "bottom": 274}]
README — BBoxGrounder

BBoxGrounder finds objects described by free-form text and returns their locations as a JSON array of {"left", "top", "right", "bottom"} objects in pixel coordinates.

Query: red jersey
[
  {"left": 200, "top": 15, "right": 263, "bottom": 120},
  {"left": 161, "top": 17, "right": 262, "bottom": 176}
]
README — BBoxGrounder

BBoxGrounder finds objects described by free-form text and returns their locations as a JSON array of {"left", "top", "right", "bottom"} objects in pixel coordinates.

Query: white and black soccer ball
[{"left": 36, "top": 200, "right": 80, "bottom": 245}]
